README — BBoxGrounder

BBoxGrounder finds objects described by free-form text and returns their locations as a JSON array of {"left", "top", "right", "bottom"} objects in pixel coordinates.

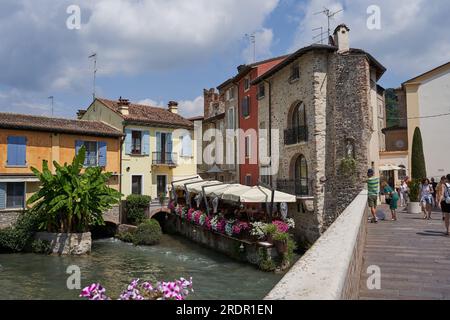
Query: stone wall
[
  {"left": 0, "top": 210, "right": 22, "bottom": 229},
  {"left": 103, "top": 205, "right": 120, "bottom": 225},
  {"left": 166, "top": 214, "right": 278, "bottom": 267},
  {"left": 265, "top": 190, "right": 368, "bottom": 300},
  {"left": 35, "top": 232, "right": 92, "bottom": 255}
]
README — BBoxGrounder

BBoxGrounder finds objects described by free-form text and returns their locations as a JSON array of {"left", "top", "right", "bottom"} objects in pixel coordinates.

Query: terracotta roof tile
[
  {"left": 0, "top": 112, "right": 123, "bottom": 137},
  {"left": 97, "top": 98, "right": 193, "bottom": 129}
]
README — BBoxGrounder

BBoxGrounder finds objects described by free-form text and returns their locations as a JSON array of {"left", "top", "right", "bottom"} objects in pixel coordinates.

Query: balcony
[
  {"left": 152, "top": 152, "right": 178, "bottom": 167},
  {"left": 276, "top": 179, "right": 311, "bottom": 197},
  {"left": 284, "top": 126, "right": 308, "bottom": 145}
]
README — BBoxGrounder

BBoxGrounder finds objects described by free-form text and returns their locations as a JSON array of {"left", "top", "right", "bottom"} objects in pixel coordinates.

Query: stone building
[{"left": 253, "top": 24, "right": 386, "bottom": 244}]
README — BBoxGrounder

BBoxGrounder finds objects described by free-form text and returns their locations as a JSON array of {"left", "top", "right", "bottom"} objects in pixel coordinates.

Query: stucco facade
[{"left": 82, "top": 98, "right": 197, "bottom": 199}]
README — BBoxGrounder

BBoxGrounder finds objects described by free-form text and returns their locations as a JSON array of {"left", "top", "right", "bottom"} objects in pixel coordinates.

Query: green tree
[
  {"left": 411, "top": 127, "right": 427, "bottom": 180},
  {"left": 27, "top": 146, "right": 122, "bottom": 233},
  {"left": 385, "top": 88, "right": 400, "bottom": 128}
]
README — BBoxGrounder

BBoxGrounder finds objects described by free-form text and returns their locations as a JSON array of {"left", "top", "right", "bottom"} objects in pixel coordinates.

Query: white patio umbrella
[
  {"left": 379, "top": 164, "right": 403, "bottom": 171},
  {"left": 239, "top": 186, "right": 297, "bottom": 203},
  {"left": 221, "top": 185, "right": 253, "bottom": 202},
  {"left": 204, "top": 184, "right": 242, "bottom": 197},
  {"left": 186, "top": 180, "right": 222, "bottom": 193},
  {"left": 172, "top": 176, "right": 203, "bottom": 190}
]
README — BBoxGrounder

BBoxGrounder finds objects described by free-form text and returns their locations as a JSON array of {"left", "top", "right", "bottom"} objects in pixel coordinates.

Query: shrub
[
  {"left": 411, "top": 127, "right": 427, "bottom": 180},
  {"left": 27, "top": 146, "right": 122, "bottom": 233},
  {"left": 116, "top": 231, "right": 135, "bottom": 243},
  {"left": 0, "top": 212, "right": 42, "bottom": 253},
  {"left": 126, "top": 195, "right": 151, "bottom": 225},
  {"left": 408, "top": 179, "right": 421, "bottom": 202},
  {"left": 133, "top": 219, "right": 162, "bottom": 246},
  {"left": 263, "top": 224, "right": 277, "bottom": 236},
  {"left": 31, "top": 239, "right": 51, "bottom": 254}
]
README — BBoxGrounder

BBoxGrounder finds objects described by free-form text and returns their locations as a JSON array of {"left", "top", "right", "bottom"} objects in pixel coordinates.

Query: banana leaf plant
[{"left": 27, "top": 146, "right": 122, "bottom": 233}]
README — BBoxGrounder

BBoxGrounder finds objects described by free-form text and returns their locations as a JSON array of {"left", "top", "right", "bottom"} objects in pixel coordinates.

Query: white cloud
[
  {"left": 242, "top": 28, "right": 275, "bottom": 64},
  {"left": 290, "top": 0, "right": 450, "bottom": 84},
  {"left": 178, "top": 96, "right": 204, "bottom": 118},
  {"left": 137, "top": 96, "right": 204, "bottom": 119}
]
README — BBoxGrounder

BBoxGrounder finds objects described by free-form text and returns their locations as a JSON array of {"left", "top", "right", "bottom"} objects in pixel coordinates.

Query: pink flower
[{"left": 273, "top": 220, "right": 289, "bottom": 233}]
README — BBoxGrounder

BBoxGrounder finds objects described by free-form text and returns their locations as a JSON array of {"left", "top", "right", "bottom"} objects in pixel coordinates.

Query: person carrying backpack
[{"left": 437, "top": 174, "right": 450, "bottom": 236}]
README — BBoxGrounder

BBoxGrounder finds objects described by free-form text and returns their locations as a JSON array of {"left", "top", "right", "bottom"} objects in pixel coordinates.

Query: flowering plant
[
  {"left": 198, "top": 213, "right": 207, "bottom": 227},
  {"left": 272, "top": 220, "right": 289, "bottom": 233},
  {"left": 168, "top": 201, "right": 176, "bottom": 211},
  {"left": 210, "top": 216, "right": 226, "bottom": 234},
  {"left": 181, "top": 207, "right": 188, "bottom": 219},
  {"left": 250, "top": 222, "right": 268, "bottom": 239},
  {"left": 194, "top": 211, "right": 203, "bottom": 225},
  {"left": 80, "top": 278, "right": 194, "bottom": 301},
  {"left": 232, "top": 221, "right": 250, "bottom": 236},
  {"left": 284, "top": 218, "right": 295, "bottom": 229},
  {"left": 204, "top": 215, "right": 212, "bottom": 230},
  {"left": 225, "top": 219, "right": 236, "bottom": 237}
]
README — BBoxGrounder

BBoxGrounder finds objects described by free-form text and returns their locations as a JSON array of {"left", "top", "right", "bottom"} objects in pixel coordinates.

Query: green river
[{"left": 0, "top": 235, "right": 284, "bottom": 300}]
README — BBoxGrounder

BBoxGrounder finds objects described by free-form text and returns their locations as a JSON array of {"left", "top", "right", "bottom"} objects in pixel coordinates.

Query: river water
[{"left": 0, "top": 235, "right": 285, "bottom": 300}]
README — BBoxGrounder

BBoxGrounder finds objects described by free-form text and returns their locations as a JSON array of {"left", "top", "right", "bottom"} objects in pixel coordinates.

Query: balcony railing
[
  {"left": 284, "top": 126, "right": 308, "bottom": 145},
  {"left": 152, "top": 152, "right": 178, "bottom": 167},
  {"left": 276, "top": 179, "right": 311, "bottom": 197}
]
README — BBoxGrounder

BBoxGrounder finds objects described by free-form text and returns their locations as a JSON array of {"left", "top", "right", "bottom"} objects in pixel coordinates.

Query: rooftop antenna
[
  {"left": 48, "top": 96, "right": 54, "bottom": 116},
  {"left": 244, "top": 33, "right": 256, "bottom": 63},
  {"left": 312, "top": 26, "right": 327, "bottom": 44},
  {"left": 314, "top": 7, "right": 343, "bottom": 38},
  {"left": 88, "top": 53, "right": 97, "bottom": 100}
]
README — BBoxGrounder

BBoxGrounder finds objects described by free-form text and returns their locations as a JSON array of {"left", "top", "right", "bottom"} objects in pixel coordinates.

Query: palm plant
[{"left": 27, "top": 146, "right": 122, "bottom": 233}]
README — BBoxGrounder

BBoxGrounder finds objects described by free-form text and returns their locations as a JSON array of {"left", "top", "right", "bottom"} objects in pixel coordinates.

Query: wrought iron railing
[
  {"left": 284, "top": 126, "right": 308, "bottom": 145},
  {"left": 152, "top": 152, "right": 178, "bottom": 166},
  {"left": 276, "top": 179, "right": 311, "bottom": 197}
]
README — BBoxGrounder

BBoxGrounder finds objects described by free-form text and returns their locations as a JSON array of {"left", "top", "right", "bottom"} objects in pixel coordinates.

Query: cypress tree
[{"left": 411, "top": 127, "right": 427, "bottom": 179}]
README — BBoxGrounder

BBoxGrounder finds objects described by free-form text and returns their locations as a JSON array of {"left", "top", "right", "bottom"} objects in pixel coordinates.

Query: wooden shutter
[
  {"left": 124, "top": 129, "right": 132, "bottom": 155},
  {"left": 98, "top": 142, "right": 107, "bottom": 167},
  {"left": 142, "top": 131, "right": 150, "bottom": 156}
]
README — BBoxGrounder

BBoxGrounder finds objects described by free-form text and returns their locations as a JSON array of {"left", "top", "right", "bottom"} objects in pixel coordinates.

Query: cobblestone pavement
[{"left": 359, "top": 205, "right": 450, "bottom": 300}]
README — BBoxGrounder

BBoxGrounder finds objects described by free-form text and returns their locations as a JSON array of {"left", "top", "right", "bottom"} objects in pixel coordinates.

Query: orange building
[{"left": 0, "top": 113, "right": 123, "bottom": 224}]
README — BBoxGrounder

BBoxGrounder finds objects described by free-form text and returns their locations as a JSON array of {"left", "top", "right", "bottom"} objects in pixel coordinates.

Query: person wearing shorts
[
  {"left": 437, "top": 174, "right": 450, "bottom": 236},
  {"left": 367, "top": 169, "right": 380, "bottom": 223}
]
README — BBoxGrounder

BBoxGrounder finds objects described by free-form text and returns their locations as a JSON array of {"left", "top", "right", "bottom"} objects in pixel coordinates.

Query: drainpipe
[
  {"left": 264, "top": 79, "right": 273, "bottom": 187},
  {"left": 119, "top": 129, "right": 125, "bottom": 224}
]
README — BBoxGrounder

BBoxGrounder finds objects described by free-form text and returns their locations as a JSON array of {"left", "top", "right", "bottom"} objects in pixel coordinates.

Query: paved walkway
[{"left": 359, "top": 205, "right": 450, "bottom": 300}]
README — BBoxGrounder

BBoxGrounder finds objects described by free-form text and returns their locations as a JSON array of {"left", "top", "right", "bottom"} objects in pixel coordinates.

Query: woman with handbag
[
  {"left": 437, "top": 174, "right": 450, "bottom": 236},
  {"left": 420, "top": 178, "right": 434, "bottom": 220}
]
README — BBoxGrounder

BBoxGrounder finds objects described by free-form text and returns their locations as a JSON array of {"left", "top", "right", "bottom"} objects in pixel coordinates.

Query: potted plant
[
  {"left": 263, "top": 224, "right": 277, "bottom": 243},
  {"left": 407, "top": 179, "right": 421, "bottom": 214},
  {"left": 272, "top": 232, "right": 289, "bottom": 254},
  {"left": 27, "top": 146, "right": 122, "bottom": 255}
]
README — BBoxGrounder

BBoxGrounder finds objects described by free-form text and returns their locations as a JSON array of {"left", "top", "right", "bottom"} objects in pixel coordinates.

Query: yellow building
[
  {"left": 80, "top": 97, "right": 197, "bottom": 199},
  {"left": 0, "top": 112, "right": 122, "bottom": 225}
]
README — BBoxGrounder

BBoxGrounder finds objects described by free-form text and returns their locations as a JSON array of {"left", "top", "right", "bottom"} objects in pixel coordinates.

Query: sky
[{"left": 0, "top": 0, "right": 449, "bottom": 119}]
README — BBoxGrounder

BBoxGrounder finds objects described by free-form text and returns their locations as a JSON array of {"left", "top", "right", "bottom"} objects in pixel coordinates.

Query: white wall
[{"left": 418, "top": 69, "right": 450, "bottom": 179}]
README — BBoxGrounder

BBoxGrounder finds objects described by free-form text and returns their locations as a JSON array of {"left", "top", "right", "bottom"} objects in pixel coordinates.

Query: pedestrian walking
[
  {"left": 437, "top": 176, "right": 447, "bottom": 220},
  {"left": 400, "top": 179, "right": 409, "bottom": 207},
  {"left": 420, "top": 178, "right": 434, "bottom": 220},
  {"left": 382, "top": 181, "right": 399, "bottom": 221},
  {"left": 431, "top": 177, "right": 438, "bottom": 208},
  {"left": 437, "top": 174, "right": 450, "bottom": 236},
  {"left": 367, "top": 169, "right": 380, "bottom": 223}
]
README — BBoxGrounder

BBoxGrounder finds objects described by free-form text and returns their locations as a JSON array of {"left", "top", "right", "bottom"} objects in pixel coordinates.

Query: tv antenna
[
  {"left": 314, "top": 7, "right": 343, "bottom": 38},
  {"left": 312, "top": 27, "right": 327, "bottom": 44},
  {"left": 48, "top": 96, "right": 54, "bottom": 116},
  {"left": 244, "top": 33, "right": 256, "bottom": 63},
  {"left": 88, "top": 53, "right": 97, "bottom": 100}
]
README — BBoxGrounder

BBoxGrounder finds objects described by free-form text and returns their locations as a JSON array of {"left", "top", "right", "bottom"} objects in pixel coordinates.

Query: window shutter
[
  {"left": 142, "top": 131, "right": 150, "bottom": 156},
  {"left": 7, "top": 136, "right": 26, "bottom": 166},
  {"left": 124, "top": 129, "right": 132, "bottom": 155},
  {"left": 7, "top": 136, "right": 17, "bottom": 165},
  {"left": 98, "top": 142, "right": 107, "bottom": 167},
  {"left": 156, "top": 132, "right": 162, "bottom": 162},
  {"left": 75, "top": 140, "right": 83, "bottom": 155},
  {"left": 0, "top": 183, "right": 5, "bottom": 209},
  {"left": 182, "top": 134, "right": 192, "bottom": 157},
  {"left": 166, "top": 133, "right": 173, "bottom": 162}
]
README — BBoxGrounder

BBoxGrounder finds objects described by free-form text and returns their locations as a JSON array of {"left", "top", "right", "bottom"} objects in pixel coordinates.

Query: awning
[
  {"left": 379, "top": 164, "right": 403, "bottom": 171},
  {"left": 186, "top": 180, "right": 222, "bottom": 193},
  {"left": 239, "top": 186, "right": 297, "bottom": 203},
  {"left": 203, "top": 184, "right": 242, "bottom": 197},
  {"left": 172, "top": 177, "right": 203, "bottom": 190},
  {"left": 221, "top": 185, "right": 253, "bottom": 202},
  {"left": 0, "top": 176, "right": 39, "bottom": 183}
]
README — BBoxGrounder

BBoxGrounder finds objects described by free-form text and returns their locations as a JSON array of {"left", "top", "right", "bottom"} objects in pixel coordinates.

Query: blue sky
[{"left": 0, "top": 0, "right": 449, "bottom": 119}]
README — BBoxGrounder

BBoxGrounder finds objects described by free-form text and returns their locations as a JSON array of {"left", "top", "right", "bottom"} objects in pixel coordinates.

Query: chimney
[
  {"left": 168, "top": 101, "right": 178, "bottom": 114},
  {"left": 118, "top": 96, "right": 130, "bottom": 115},
  {"left": 333, "top": 24, "right": 350, "bottom": 52}
]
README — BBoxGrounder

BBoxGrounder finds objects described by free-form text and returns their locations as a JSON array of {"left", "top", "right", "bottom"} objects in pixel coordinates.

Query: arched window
[
  {"left": 286, "top": 102, "right": 307, "bottom": 144},
  {"left": 294, "top": 155, "right": 308, "bottom": 196}
]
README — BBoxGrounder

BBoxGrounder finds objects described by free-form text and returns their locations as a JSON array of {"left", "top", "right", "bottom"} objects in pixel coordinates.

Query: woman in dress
[{"left": 437, "top": 175, "right": 450, "bottom": 235}]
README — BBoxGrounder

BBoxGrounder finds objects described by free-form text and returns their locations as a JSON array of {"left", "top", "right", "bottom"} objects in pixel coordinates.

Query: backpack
[{"left": 446, "top": 183, "right": 450, "bottom": 205}]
